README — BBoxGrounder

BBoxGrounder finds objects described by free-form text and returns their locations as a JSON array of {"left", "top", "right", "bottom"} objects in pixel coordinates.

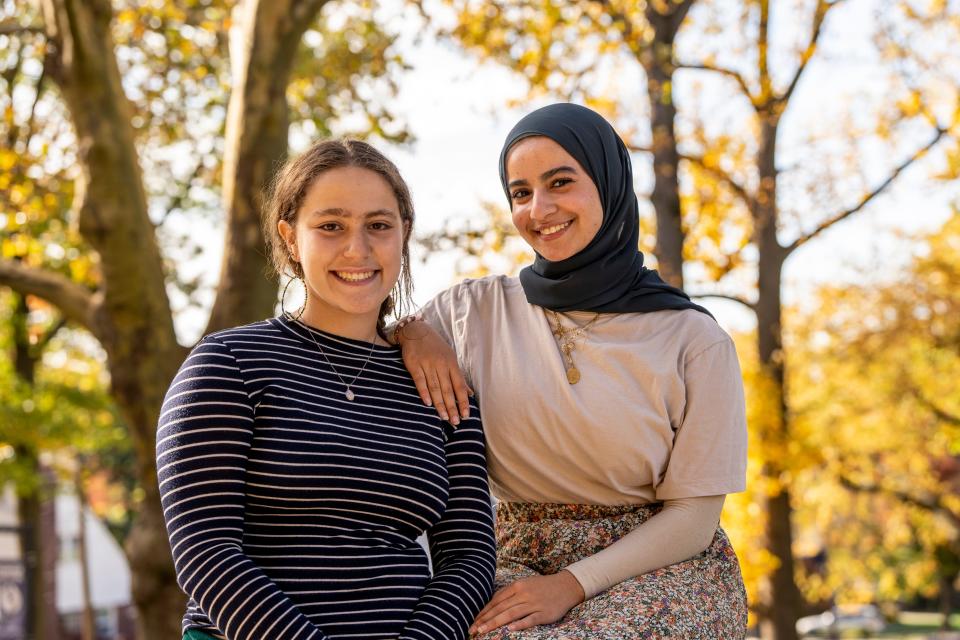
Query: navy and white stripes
[{"left": 157, "top": 316, "right": 495, "bottom": 639}]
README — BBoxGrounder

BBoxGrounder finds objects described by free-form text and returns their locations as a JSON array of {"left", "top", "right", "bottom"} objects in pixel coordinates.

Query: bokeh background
[{"left": 0, "top": 0, "right": 958, "bottom": 639}]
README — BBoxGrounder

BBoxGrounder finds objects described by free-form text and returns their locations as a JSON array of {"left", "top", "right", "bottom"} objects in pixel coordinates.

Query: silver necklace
[{"left": 298, "top": 319, "right": 377, "bottom": 401}]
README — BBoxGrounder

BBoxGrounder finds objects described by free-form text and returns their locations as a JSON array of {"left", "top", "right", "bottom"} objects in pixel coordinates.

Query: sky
[{"left": 173, "top": 0, "right": 959, "bottom": 344}]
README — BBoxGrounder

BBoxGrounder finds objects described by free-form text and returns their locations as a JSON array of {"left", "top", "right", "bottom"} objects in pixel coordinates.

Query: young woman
[
  {"left": 156, "top": 139, "right": 495, "bottom": 640},
  {"left": 393, "top": 104, "right": 748, "bottom": 638}
]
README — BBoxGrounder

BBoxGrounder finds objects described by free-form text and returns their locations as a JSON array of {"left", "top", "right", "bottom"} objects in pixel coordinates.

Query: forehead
[
  {"left": 505, "top": 136, "right": 584, "bottom": 179},
  {"left": 300, "top": 165, "right": 399, "bottom": 215}
]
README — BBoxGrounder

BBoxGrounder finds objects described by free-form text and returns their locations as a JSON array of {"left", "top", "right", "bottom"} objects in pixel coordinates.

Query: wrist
[
  {"left": 393, "top": 315, "right": 425, "bottom": 345},
  {"left": 559, "top": 569, "right": 586, "bottom": 605}
]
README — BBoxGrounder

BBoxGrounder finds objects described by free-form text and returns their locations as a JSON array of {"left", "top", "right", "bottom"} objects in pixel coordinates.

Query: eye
[
  {"left": 316, "top": 222, "right": 341, "bottom": 232},
  {"left": 551, "top": 177, "right": 573, "bottom": 188},
  {"left": 369, "top": 221, "right": 393, "bottom": 231},
  {"left": 510, "top": 188, "right": 530, "bottom": 200}
]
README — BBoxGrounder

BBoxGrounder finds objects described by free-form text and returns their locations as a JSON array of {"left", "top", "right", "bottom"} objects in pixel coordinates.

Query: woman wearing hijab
[{"left": 392, "top": 104, "right": 748, "bottom": 638}]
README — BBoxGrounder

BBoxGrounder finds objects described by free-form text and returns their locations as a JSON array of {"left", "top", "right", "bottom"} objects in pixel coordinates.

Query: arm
[
  {"left": 400, "top": 407, "right": 497, "bottom": 640},
  {"left": 471, "top": 497, "right": 723, "bottom": 634},
  {"left": 156, "top": 338, "right": 328, "bottom": 640},
  {"left": 391, "top": 284, "right": 475, "bottom": 424},
  {"left": 565, "top": 495, "right": 724, "bottom": 597},
  {"left": 472, "top": 336, "right": 748, "bottom": 634},
  {"left": 567, "top": 337, "right": 747, "bottom": 598}
]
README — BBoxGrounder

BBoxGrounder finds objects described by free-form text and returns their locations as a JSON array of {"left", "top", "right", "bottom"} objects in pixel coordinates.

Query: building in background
[{"left": 0, "top": 486, "right": 135, "bottom": 639}]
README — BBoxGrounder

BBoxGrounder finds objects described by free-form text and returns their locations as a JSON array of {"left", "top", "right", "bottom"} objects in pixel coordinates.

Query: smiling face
[
  {"left": 279, "top": 165, "right": 405, "bottom": 338},
  {"left": 505, "top": 136, "right": 604, "bottom": 262}
]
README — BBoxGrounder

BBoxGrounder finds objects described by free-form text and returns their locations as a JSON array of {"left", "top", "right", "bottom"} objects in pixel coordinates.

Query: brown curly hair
[{"left": 263, "top": 139, "right": 414, "bottom": 336}]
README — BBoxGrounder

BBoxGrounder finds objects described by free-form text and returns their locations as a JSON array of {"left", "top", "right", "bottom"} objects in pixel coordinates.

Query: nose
[
  {"left": 342, "top": 227, "right": 372, "bottom": 259},
  {"left": 529, "top": 189, "right": 554, "bottom": 222}
]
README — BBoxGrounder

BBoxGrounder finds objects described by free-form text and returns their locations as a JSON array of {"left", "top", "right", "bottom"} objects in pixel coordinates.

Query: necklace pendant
[
  {"left": 345, "top": 388, "right": 356, "bottom": 401},
  {"left": 565, "top": 366, "right": 581, "bottom": 385}
]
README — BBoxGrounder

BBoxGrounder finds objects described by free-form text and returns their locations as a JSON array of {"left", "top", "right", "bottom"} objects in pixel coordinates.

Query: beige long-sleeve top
[{"left": 418, "top": 275, "right": 747, "bottom": 597}]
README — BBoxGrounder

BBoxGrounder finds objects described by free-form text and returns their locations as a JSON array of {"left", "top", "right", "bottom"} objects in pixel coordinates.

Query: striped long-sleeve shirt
[{"left": 156, "top": 316, "right": 496, "bottom": 640}]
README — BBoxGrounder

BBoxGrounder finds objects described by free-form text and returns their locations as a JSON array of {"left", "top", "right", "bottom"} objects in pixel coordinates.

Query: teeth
[
  {"left": 539, "top": 221, "right": 571, "bottom": 235},
  {"left": 336, "top": 271, "right": 375, "bottom": 281}
]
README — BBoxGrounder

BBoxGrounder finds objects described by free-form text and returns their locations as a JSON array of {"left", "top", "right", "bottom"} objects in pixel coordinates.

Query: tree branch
[
  {"left": 0, "top": 21, "right": 44, "bottom": 36},
  {"left": 786, "top": 126, "right": 947, "bottom": 254},
  {"left": 680, "top": 153, "right": 756, "bottom": 212},
  {"left": 914, "top": 390, "right": 960, "bottom": 426},
  {"left": 0, "top": 260, "right": 101, "bottom": 337},
  {"left": 689, "top": 291, "right": 758, "bottom": 313},
  {"left": 625, "top": 142, "right": 653, "bottom": 155},
  {"left": 35, "top": 316, "right": 69, "bottom": 353},
  {"left": 778, "top": 0, "right": 842, "bottom": 105},
  {"left": 669, "top": 0, "right": 697, "bottom": 33},
  {"left": 757, "top": 0, "right": 772, "bottom": 106},
  {"left": 23, "top": 55, "right": 49, "bottom": 145},
  {"left": 675, "top": 63, "right": 755, "bottom": 106},
  {"left": 839, "top": 476, "right": 960, "bottom": 528}
]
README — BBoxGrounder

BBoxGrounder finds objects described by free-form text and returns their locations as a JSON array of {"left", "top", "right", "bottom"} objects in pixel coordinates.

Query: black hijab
[{"left": 499, "top": 103, "right": 712, "bottom": 318}]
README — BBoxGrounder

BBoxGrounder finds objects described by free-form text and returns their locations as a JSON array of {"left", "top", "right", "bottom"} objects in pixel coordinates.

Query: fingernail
[
  {"left": 461, "top": 409, "right": 469, "bottom": 419},
  {"left": 451, "top": 416, "right": 460, "bottom": 426},
  {"left": 477, "top": 626, "right": 485, "bottom": 634},
  {"left": 425, "top": 399, "right": 432, "bottom": 406}
]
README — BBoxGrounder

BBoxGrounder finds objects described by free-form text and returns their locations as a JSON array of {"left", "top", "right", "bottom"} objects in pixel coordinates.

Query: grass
[
  {"left": 790, "top": 611, "right": 960, "bottom": 639},
  {"left": 874, "top": 611, "right": 960, "bottom": 638}
]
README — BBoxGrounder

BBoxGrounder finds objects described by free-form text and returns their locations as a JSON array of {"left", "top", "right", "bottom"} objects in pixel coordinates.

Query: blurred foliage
[
  {"left": 419, "top": 202, "right": 533, "bottom": 278},
  {"left": 0, "top": 0, "right": 413, "bottom": 543},
  {"left": 0, "top": 291, "right": 135, "bottom": 543},
  {"left": 0, "top": 0, "right": 411, "bottom": 315},
  {"left": 419, "top": 2, "right": 959, "bottom": 622},
  {"left": 416, "top": 0, "right": 960, "bottom": 288},
  {"left": 785, "top": 211, "right": 960, "bottom": 606}
]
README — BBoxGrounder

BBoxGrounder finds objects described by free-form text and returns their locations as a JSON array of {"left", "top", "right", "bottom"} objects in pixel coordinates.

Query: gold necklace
[{"left": 546, "top": 309, "right": 600, "bottom": 384}]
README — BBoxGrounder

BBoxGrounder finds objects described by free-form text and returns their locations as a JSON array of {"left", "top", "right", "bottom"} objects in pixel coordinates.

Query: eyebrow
[
  {"left": 507, "top": 165, "right": 579, "bottom": 189},
  {"left": 307, "top": 208, "right": 397, "bottom": 218}
]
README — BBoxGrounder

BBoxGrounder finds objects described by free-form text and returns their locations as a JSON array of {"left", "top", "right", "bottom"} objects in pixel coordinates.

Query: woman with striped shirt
[{"left": 156, "top": 139, "right": 496, "bottom": 640}]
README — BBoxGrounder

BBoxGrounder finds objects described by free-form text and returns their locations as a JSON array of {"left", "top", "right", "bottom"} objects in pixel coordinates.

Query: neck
[{"left": 297, "top": 302, "right": 385, "bottom": 345}]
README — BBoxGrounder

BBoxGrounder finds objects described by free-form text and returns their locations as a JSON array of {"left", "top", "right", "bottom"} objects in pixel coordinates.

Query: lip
[
  {"left": 330, "top": 269, "right": 380, "bottom": 285},
  {"left": 534, "top": 220, "right": 573, "bottom": 241}
]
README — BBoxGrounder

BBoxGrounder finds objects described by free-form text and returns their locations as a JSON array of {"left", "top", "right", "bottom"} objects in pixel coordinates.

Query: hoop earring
[{"left": 280, "top": 275, "right": 306, "bottom": 321}]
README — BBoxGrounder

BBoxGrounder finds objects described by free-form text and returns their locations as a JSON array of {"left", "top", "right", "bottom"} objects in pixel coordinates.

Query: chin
[{"left": 536, "top": 246, "right": 576, "bottom": 262}]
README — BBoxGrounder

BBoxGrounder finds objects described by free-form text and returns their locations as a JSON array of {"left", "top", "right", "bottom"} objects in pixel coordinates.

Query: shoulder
[
  {"left": 422, "top": 274, "right": 522, "bottom": 315},
  {"left": 441, "top": 274, "right": 518, "bottom": 301},
  {"left": 641, "top": 308, "right": 735, "bottom": 361},
  {"left": 190, "top": 318, "right": 297, "bottom": 370},
  {"left": 202, "top": 318, "right": 284, "bottom": 344},
  {"left": 670, "top": 310, "right": 738, "bottom": 368}
]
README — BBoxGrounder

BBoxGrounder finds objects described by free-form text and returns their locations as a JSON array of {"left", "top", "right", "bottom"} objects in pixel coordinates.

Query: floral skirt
[{"left": 477, "top": 502, "right": 747, "bottom": 640}]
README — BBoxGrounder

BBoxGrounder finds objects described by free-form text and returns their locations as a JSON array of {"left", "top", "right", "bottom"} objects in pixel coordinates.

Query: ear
[{"left": 277, "top": 220, "right": 300, "bottom": 264}]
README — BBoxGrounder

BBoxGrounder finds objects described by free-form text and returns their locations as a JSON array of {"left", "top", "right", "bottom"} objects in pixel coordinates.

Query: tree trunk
[
  {"left": 40, "top": 2, "right": 187, "bottom": 636},
  {"left": 638, "top": 1, "right": 695, "bottom": 290},
  {"left": 13, "top": 457, "right": 61, "bottom": 640},
  {"left": 11, "top": 294, "right": 58, "bottom": 640},
  {"left": 204, "top": 0, "right": 331, "bottom": 334},
  {"left": 40, "top": 467, "right": 61, "bottom": 640},
  {"left": 15, "top": 463, "right": 44, "bottom": 640},
  {"left": 754, "top": 116, "right": 802, "bottom": 640},
  {"left": 940, "top": 573, "right": 956, "bottom": 630},
  {"left": 76, "top": 465, "right": 96, "bottom": 640},
  {"left": 36, "top": 1, "right": 332, "bottom": 637},
  {"left": 935, "top": 544, "right": 959, "bottom": 630}
]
